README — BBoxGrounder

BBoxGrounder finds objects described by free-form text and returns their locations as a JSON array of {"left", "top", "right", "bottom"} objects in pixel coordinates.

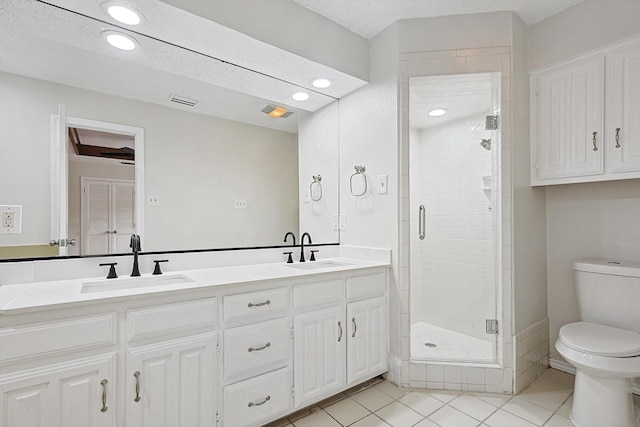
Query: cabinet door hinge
[
  {"left": 216, "top": 343, "right": 220, "bottom": 358},
  {"left": 216, "top": 411, "right": 220, "bottom": 426},
  {"left": 290, "top": 327, "right": 295, "bottom": 339},
  {"left": 291, "top": 386, "right": 295, "bottom": 398},
  {"left": 486, "top": 319, "right": 499, "bottom": 335}
]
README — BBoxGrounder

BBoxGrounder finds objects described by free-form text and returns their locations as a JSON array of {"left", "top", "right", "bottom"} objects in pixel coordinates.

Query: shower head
[{"left": 480, "top": 138, "right": 491, "bottom": 151}]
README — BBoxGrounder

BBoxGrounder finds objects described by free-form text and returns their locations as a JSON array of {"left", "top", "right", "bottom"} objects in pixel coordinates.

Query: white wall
[
  {"left": 527, "top": 0, "right": 640, "bottom": 361},
  {"left": 339, "top": 23, "right": 401, "bottom": 370},
  {"left": 298, "top": 102, "right": 340, "bottom": 244},
  {"left": 0, "top": 72, "right": 299, "bottom": 252}
]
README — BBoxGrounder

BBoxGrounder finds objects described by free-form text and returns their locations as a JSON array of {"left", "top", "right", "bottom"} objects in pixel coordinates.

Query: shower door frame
[{"left": 397, "top": 48, "right": 514, "bottom": 393}]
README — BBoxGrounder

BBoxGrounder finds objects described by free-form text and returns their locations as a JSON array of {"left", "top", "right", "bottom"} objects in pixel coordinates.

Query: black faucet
[
  {"left": 130, "top": 234, "right": 141, "bottom": 277},
  {"left": 284, "top": 231, "right": 296, "bottom": 246},
  {"left": 299, "top": 232, "right": 312, "bottom": 262}
]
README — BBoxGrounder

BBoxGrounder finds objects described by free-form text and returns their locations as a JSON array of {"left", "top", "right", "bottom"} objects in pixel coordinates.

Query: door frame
[{"left": 51, "top": 114, "right": 144, "bottom": 255}]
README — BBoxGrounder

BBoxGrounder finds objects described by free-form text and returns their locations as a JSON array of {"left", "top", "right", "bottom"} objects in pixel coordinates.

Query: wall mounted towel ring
[
  {"left": 310, "top": 175, "right": 322, "bottom": 201},
  {"left": 350, "top": 165, "right": 367, "bottom": 196}
]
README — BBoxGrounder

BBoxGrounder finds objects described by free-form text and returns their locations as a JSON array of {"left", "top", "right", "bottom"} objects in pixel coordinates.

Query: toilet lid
[{"left": 560, "top": 322, "right": 640, "bottom": 357}]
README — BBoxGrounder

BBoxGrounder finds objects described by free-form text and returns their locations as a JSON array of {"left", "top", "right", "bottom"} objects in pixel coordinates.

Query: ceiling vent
[
  {"left": 168, "top": 94, "right": 198, "bottom": 107},
  {"left": 261, "top": 105, "right": 294, "bottom": 118}
]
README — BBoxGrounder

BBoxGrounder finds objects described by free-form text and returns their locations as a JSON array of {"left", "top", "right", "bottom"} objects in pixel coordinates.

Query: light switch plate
[
  {"left": 377, "top": 174, "right": 388, "bottom": 194},
  {"left": 0, "top": 205, "right": 22, "bottom": 234}
]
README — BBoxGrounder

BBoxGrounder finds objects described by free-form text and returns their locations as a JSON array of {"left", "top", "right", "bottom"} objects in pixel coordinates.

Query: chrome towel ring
[
  {"left": 310, "top": 175, "right": 322, "bottom": 201},
  {"left": 350, "top": 165, "right": 367, "bottom": 196}
]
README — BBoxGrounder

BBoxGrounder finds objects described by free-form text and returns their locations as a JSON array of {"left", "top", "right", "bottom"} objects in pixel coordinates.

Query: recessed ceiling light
[
  {"left": 292, "top": 92, "right": 310, "bottom": 102},
  {"left": 102, "top": 2, "right": 144, "bottom": 25},
  {"left": 102, "top": 31, "right": 138, "bottom": 51},
  {"left": 311, "top": 78, "right": 332, "bottom": 89},
  {"left": 428, "top": 108, "right": 448, "bottom": 117}
]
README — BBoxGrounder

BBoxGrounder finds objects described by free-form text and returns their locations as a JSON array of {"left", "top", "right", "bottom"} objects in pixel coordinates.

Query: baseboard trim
[{"left": 550, "top": 358, "right": 640, "bottom": 395}]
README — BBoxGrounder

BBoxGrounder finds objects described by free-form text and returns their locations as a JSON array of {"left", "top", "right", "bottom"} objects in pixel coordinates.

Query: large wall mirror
[{"left": 0, "top": 0, "right": 344, "bottom": 259}]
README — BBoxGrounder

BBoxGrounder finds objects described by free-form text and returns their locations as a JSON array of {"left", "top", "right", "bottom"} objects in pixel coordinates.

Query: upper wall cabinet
[{"left": 531, "top": 40, "right": 640, "bottom": 186}]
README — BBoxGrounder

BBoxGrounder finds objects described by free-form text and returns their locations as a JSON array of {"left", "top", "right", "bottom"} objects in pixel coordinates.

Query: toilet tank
[{"left": 574, "top": 259, "right": 640, "bottom": 332}]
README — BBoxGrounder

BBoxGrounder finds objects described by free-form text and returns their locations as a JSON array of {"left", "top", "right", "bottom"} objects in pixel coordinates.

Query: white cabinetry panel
[
  {"left": 347, "top": 296, "right": 388, "bottom": 386},
  {"left": 126, "top": 332, "right": 216, "bottom": 427}
]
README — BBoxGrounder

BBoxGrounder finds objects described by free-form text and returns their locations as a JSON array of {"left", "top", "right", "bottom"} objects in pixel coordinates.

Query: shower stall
[{"left": 409, "top": 72, "right": 502, "bottom": 364}]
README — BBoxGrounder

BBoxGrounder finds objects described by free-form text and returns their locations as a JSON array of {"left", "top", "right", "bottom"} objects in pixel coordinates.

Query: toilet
[{"left": 556, "top": 259, "right": 640, "bottom": 427}]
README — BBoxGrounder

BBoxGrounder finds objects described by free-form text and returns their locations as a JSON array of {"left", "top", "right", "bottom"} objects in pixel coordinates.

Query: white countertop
[{"left": 0, "top": 258, "right": 388, "bottom": 315}]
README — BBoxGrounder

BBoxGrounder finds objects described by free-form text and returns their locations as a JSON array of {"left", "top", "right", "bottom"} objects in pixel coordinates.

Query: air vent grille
[{"left": 168, "top": 94, "right": 198, "bottom": 107}]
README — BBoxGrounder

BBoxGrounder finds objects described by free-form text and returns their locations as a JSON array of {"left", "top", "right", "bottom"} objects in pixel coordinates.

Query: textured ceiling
[{"left": 292, "top": 0, "right": 585, "bottom": 39}]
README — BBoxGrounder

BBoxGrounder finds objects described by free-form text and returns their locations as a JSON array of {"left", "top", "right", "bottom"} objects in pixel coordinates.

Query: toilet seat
[{"left": 559, "top": 321, "right": 640, "bottom": 357}]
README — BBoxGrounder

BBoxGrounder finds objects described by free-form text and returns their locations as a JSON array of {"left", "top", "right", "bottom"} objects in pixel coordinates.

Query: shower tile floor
[{"left": 411, "top": 322, "right": 494, "bottom": 362}]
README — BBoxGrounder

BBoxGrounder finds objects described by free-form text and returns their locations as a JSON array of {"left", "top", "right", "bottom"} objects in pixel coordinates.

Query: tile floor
[
  {"left": 266, "top": 368, "right": 631, "bottom": 427},
  {"left": 410, "top": 322, "right": 495, "bottom": 362}
]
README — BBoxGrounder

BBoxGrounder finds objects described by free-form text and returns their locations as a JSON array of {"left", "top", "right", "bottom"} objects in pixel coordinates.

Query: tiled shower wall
[
  {"left": 410, "top": 114, "right": 494, "bottom": 341},
  {"left": 399, "top": 47, "right": 514, "bottom": 393}
]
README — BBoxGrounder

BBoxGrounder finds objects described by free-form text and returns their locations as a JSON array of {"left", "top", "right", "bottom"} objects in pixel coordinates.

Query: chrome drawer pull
[
  {"left": 615, "top": 127, "right": 621, "bottom": 148},
  {"left": 248, "top": 395, "right": 271, "bottom": 407},
  {"left": 133, "top": 371, "right": 141, "bottom": 402},
  {"left": 248, "top": 300, "right": 270, "bottom": 308},
  {"left": 352, "top": 317, "right": 357, "bottom": 338},
  {"left": 100, "top": 379, "right": 108, "bottom": 413},
  {"left": 338, "top": 321, "right": 343, "bottom": 342},
  {"left": 248, "top": 342, "right": 271, "bottom": 352}
]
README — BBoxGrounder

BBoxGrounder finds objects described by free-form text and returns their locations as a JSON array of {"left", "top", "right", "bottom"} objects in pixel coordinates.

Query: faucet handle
[
  {"left": 310, "top": 250, "right": 319, "bottom": 261},
  {"left": 152, "top": 260, "right": 169, "bottom": 275},
  {"left": 99, "top": 263, "right": 118, "bottom": 279},
  {"left": 282, "top": 252, "right": 293, "bottom": 264}
]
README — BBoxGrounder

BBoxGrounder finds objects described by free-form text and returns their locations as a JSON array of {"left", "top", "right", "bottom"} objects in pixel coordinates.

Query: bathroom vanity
[{"left": 0, "top": 259, "right": 388, "bottom": 427}]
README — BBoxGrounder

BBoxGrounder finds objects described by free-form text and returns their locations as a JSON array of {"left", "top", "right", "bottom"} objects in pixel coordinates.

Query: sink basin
[
  {"left": 285, "top": 261, "right": 351, "bottom": 270},
  {"left": 81, "top": 274, "right": 194, "bottom": 293}
]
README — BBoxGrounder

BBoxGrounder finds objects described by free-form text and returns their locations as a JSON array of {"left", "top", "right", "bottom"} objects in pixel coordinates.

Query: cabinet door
[
  {"left": 126, "top": 332, "right": 216, "bottom": 427},
  {"left": 0, "top": 354, "right": 116, "bottom": 427},
  {"left": 293, "top": 306, "right": 345, "bottom": 408},
  {"left": 534, "top": 56, "right": 604, "bottom": 181},
  {"left": 346, "top": 297, "right": 387, "bottom": 386},
  {"left": 607, "top": 42, "right": 640, "bottom": 173}
]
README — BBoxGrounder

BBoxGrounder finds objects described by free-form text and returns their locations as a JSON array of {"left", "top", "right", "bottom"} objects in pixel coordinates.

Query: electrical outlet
[
  {"left": 147, "top": 195, "right": 160, "bottom": 205},
  {"left": 0, "top": 205, "right": 22, "bottom": 234},
  {"left": 235, "top": 199, "right": 247, "bottom": 209}
]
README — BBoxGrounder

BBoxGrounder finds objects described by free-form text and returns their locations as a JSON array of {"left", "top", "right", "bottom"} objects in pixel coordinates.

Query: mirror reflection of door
[
  {"left": 81, "top": 178, "right": 135, "bottom": 255},
  {"left": 67, "top": 127, "right": 137, "bottom": 255}
]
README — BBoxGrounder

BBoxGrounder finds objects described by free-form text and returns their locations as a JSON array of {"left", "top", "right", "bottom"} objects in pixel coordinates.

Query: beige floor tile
[
  {"left": 287, "top": 406, "right": 316, "bottom": 422},
  {"left": 398, "top": 391, "right": 445, "bottom": 417},
  {"left": 324, "top": 396, "right": 370, "bottom": 426},
  {"left": 351, "top": 387, "right": 395, "bottom": 412},
  {"left": 413, "top": 418, "right": 440, "bottom": 427},
  {"left": 318, "top": 392, "right": 348, "bottom": 408},
  {"left": 374, "top": 380, "right": 412, "bottom": 400},
  {"left": 424, "top": 389, "right": 463, "bottom": 403},
  {"left": 484, "top": 409, "right": 537, "bottom": 427},
  {"left": 449, "top": 394, "right": 499, "bottom": 421},
  {"left": 263, "top": 418, "right": 293, "bottom": 427},
  {"left": 502, "top": 397, "right": 553, "bottom": 426},
  {"left": 375, "top": 401, "right": 424, "bottom": 427},
  {"left": 517, "top": 388, "right": 569, "bottom": 412},
  {"left": 527, "top": 377, "right": 572, "bottom": 396},
  {"left": 427, "top": 405, "right": 482, "bottom": 427},
  {"left": 555, "top": 397, "right": 572, "bottom": 419},
  {"left": 467, "top": 391, "right": 513, "bottom": 408},
  {"left": 542, "top": 414, "right": 575, "bottom": 427},
  {"left": 350, "top": 414, "right": 391, "bottom": 427},
  {"left": 291, "top": 409, "right": 341, "bottom": 427},
  {"left": 539, "top": 369, "right": 575, "bottom": 388}
]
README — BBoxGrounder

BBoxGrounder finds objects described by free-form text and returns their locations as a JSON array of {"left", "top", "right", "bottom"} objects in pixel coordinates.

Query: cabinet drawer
[
  {"left": 223, "top": 317, "right": 290, "bottom": 383},
  {"left": 0, "top": 314, "right": 116, "bottom": 362},
  {"left": 293, "top": 279, "right": 343, "bottom": 309},
  {"left": 223, "top": 287, "right": 289, "bottom": 324},
  {"left": 224, "top": 368, "right": 290, "bottom": 427},
  {"left": 127, "top": 298, "right": 217, "bottom": 342},
  {"left": 346, "top": 272, "right": 386, "bottom": 300}
]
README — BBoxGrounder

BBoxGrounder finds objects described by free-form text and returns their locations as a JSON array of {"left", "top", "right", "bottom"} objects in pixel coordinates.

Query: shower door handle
[{"left": 419, "top": 205, "right": 426, "bottom": 240}]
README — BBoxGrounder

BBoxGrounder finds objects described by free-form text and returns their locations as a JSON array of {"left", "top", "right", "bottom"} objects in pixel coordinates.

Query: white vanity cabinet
[
  {"left": 531, "top": 39, "right": 640, "bottom": 185},
  {"left": 292, "top": 271, "right": 388, "bottom": 409},
  {"left": 124, "top": 298, "right": 218, "bottom": 427},
  {"left": 0, "top": 354, "right": 116, "bottom": 427}
]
